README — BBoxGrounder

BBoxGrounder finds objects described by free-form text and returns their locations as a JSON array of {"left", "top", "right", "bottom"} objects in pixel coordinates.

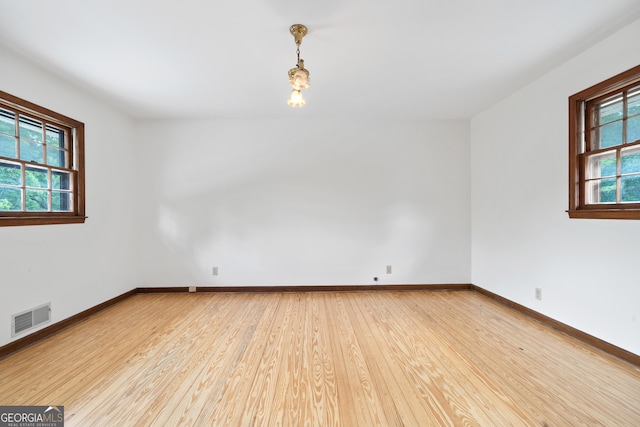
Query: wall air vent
[{"left": 12, "top": 303, "right": 51, "bottom": 336}]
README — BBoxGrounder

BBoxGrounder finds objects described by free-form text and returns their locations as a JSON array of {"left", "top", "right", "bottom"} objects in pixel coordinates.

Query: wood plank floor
[{"left": 0, "top": 291, "right": 638, "bottom": 426}]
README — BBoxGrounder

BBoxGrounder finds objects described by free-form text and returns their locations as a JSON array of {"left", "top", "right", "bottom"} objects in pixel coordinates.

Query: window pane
[
  {"left": 25, "top": 166, "right": 48, "bottom": 189},
  {"left": 46, "top": 126, "right": 65, "bottom": 148},
  {"left": 594, "top": 121, "right": 623, "bottom": 149},
  {"left": 0, "top": 134, "right": 17, "bottom": 158},
  {"left": 20, "top": 139, "right": 44, "bottom": 163},
  {"left": 25, "top": 188, "right": 48, "bottom": 211},
  {"left": 621, "top": 175, "right": 640, "bottom": 203},
  {"left": 52, "top": 191, "right": 72, "bottom": 211},
  {"left": 19, "top": 116, "right": 43, "bottom": 142},
  {"left": 52, "top": 170, "right": 71, "bottom": 190},
  {"left": 597, "top": 94, "right": 623, "bottom": 125},
  {"left": 621, "top": 146, "right": 640, "bottom": 175},
  {"left": 46, "top": 147, "right": 66, "bottom": 167},
  {"left": 0, "top": 162, "right": 22, "bottom": 185},
  {"left": 586, "top": 151, "right": 616, "bottom": 179},
  {"left": 628, "top": 87, "right": 640, "bottom": 116},
  {"left": 0, "top": 109, "right": 15, "bottom": 135},
  {"left": 587, "top": 178, "right": 616, "bottom": 204},
  {"left": 0, "top": 187, "right": 22, "bottom": 211},
  {"left": 628, "top": 116, "right": 640, "bottom": 143}
]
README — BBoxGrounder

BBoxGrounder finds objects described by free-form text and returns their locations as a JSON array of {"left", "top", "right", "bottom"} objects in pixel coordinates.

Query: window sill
[
  {"left": 0, "top": 215, "right": 87, "bottom": 227},
  {"left": 567, "top": 209, "right": 640, "bottom": 220}
]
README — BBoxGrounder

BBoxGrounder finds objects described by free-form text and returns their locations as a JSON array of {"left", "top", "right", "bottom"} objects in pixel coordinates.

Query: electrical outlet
[
  {"left": 535, "top": 288, "right": 542, "bottom": 300},
  {"left": 212, "top": 266, "right": 219, "bottom": 276},
  {"left": 189, "top": 286, "right": 197, "bottom": 293},
  {"left": 386, "top": 265, "right": 392, "bottom": 274}
]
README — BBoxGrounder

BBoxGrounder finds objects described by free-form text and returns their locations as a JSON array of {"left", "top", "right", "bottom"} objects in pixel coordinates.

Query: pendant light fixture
[{"left": 287, "top": 24, "right": 310, "bottom": 107}]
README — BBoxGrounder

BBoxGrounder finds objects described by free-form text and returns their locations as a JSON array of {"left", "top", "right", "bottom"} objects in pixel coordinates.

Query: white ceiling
[{"left": 1, "top": 0, "right": 640, "bottom": 120}]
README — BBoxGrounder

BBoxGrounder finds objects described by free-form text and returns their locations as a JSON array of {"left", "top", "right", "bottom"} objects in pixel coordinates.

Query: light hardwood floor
[{"left": 0, "top": 291, "right": 638, "bottom": 426}]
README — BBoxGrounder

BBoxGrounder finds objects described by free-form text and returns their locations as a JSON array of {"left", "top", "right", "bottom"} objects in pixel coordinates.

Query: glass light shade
[
  {"left": 287, "top": 89, "right": 306, "bottom": 107},
  {"left": 289, "top": 69, "right": 310, "bottom": 90}
]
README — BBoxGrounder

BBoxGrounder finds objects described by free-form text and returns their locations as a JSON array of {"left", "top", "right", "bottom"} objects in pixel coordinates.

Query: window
[
  {"left": 0, "top": 91, "right": 85, "bottom": 226},
  {"left": 568, "top": 65, "right": 640, "bottom": 219}
]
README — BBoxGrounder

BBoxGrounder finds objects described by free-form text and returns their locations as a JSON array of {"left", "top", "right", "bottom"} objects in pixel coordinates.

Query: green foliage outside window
[
  {"left": 596, "top": 101, "right": 640, "bottom": 203},
  {"left": 0, "top": 112, "right": 70, "bottom": 212}
]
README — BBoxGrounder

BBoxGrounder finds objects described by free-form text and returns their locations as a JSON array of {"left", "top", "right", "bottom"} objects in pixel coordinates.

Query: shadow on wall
[{"left": 154, "top": 137, "right": 434, "bottom": 285}]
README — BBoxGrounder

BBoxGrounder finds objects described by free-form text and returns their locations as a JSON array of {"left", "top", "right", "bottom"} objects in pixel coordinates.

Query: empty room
[{"left": 1, "top": 1, "right": 639, "bottom": 425}]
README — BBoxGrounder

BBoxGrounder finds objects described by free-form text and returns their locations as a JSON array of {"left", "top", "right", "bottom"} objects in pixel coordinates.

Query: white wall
[
  {"left": 134, "top": 119, "right": 470, "bottom": 287},
  {"left": 0, "top": 46, "right": 137, "bottom": 347},
  {"left": 471, "top": 18, "right": 640, "bottom": 354}
]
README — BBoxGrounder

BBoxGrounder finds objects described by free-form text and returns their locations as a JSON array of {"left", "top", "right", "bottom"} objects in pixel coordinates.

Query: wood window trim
[
  {"left": 0, "top": 91, "right": 86, "bottom": 226},
  {"left": 568, "top": 64, "right": 640, "bottom": 219}
]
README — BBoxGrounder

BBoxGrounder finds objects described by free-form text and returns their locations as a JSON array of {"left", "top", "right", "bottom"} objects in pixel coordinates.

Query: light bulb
[{"left": 287, "top": 89, "right": 306, "bottom": 107}]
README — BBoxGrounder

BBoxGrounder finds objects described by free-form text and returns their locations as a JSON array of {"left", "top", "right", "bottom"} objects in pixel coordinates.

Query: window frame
[
  {"left": 568, "top": 65, "right": 640, "bottom": 219},
  {"left": 0, "top": 91, "right": 86, "bottom": 226}
]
